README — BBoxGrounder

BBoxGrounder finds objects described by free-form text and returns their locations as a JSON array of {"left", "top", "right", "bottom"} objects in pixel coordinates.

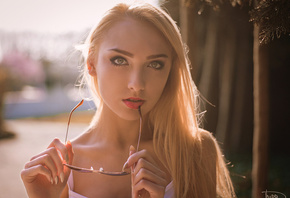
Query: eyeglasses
[{"left": 63, "top": 100, "right": 143, "bottom": 176}]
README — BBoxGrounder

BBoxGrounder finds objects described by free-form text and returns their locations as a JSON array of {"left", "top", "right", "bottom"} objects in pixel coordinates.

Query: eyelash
[
  {"left": 110, "top": 56, "right": 164, "bottom": 70},
  {"left": 148, "top": 61, "right": 164, "bottom": 70},
  {"left": 110, "top": 56, "right": 128, "bottom": 66}
]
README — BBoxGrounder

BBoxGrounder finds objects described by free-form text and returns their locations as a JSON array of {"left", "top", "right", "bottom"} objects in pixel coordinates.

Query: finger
[
  {"left": 30, "top": 150, "right": 50, "bottom": 161},
  {"left": 30, "top": 138, "right": 68, "bottom": 165},
  {"left": 48, "top": 138, "right": 69, "bottom": 164},
  {"left": 133, "top": 158, "right": 167, "bottom": 181},
  {"left": 133, "top": 179, "right": 165, "bottom": 198},
  {"left": 133, "top": 166, "right": 167, "bottom": 187},
  {"left": 136, "top": 189, "right": 149, "bottom": 198},
  {"left": 127, "top": 149, "right": 157, "bottom": 168},
  {"left": 30, "top": 147, "right": 63, "bottom": 176},
  {"left": 21, "top": 164, "right": 53, "bottom": 184},
  {"left": 65, "top": 141, "right": 74, "bottom": 165},
  {"left": 47, "top": 138, "right": 69, "bottom": 183},
  {"left": 47, "top": 147, "right": 64, "bottom": 177},
  {"left": 25, "top": 154, "right": 58, "bottom": 180},
  {"left": 122, "top": 145, "right": 136, "bottom": 172},
  {"left": 63, "top": 141, "right": 74, "bottom": 180}
]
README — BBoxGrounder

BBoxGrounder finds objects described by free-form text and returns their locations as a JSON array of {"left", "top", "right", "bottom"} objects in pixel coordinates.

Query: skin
[{"left": 21, "top": 17, "right": 173, "bottom": 198}]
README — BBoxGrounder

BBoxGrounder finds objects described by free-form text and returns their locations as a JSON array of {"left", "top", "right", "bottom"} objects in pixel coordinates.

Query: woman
[{"left": 21, "top": 2, "right": 235, "bottom": 198}]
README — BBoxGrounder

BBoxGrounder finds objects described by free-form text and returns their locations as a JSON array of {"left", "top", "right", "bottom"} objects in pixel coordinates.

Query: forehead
[{"left": 99, "top": 17, "right": 172, "bottom": 55}]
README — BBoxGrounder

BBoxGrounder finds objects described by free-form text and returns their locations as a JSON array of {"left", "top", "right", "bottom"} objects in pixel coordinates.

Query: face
[{"left": 90, "top": 17, "right": 172, "bottom": 120}]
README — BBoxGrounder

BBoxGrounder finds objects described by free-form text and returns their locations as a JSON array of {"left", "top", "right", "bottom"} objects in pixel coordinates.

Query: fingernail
[
  {"left": 54, "top": 176, "right": 58, "bottom": 185},
  {"left": 130, "top": 145, "right": 135, "bottom": 152},
  {"left": 60, "top": 172, "right": 64, "bottom": 183},
  {"left": 57, "top": 150, "right": 64, "bottom": 161},
  {"left": 67, "top": 141, "right": 74, "bottom": 154},
  {"left": 122, "top": 161, "right": 128, "bottom": 172},
  {"left": 50, "top": 177, "right": 54, "bottom": 185}
]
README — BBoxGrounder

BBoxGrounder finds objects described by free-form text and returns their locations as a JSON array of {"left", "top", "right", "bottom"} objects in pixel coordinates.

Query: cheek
[
  {"left": 98, "top": 73, "right": 123, "bottom": 96},
  {"left": 96, "top": 61, "right": 123, "bottom": 100},
  {"left": 146, "top": 71, "right": 170, "bottom": 103}
]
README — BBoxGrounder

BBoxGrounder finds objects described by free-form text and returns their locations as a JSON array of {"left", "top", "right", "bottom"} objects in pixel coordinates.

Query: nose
[{"left": 127, "top": 68, "right": 145, "bottom": 92}]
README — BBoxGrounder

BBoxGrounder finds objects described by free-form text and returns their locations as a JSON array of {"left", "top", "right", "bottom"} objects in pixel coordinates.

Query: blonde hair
[{"left": 78, "top": 2, "right": 235, "bottom": 198}]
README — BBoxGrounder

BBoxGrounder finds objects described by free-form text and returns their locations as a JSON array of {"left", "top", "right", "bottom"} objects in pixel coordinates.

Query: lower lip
[{"left": 123, "top": 100, "right": 144, "bottom": 110}]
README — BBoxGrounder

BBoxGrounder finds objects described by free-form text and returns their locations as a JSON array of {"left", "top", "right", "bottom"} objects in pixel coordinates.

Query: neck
[{"left": 91, "top": 105, "right": 142, "bottom": 150}]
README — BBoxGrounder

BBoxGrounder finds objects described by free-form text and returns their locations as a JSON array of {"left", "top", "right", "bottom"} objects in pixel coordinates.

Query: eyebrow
[
  {"left": 109, "top": 48, "right": 133, "bottom": 57},
  {"left": 147, "top": 54, "right": 168, "bottom": 59},
  {"left": 109, "top": 48, "right": 169, "bottom": 59}
]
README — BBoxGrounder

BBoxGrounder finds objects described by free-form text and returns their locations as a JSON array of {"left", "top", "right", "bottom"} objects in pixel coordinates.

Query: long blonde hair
[{"left": 79, "top": 2, "right": 235, "bottom": 198}]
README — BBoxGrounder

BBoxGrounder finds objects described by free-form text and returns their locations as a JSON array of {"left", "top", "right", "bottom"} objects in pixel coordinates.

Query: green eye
[
  {"left": 148, "top": 61, "right": 164, "bottom": 70},
  {"left": 110, "top": 56, "right": 128, "bottom": 66}
]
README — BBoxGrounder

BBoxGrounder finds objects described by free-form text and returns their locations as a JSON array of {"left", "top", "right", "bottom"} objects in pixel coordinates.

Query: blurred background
[{"left": 0, "top": 0, "right": 289, "bottom": 197}]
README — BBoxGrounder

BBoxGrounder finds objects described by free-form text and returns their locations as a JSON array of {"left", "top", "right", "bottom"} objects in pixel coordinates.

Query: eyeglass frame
[{"left": 63, "top": 100, "right": 142, "bottom": 176}]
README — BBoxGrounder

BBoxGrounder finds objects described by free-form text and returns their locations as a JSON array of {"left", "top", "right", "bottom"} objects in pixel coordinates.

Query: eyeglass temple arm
[
  {"left": 136, "top": 106, "right": 142, "bottom": 152},
  {"left": 65, "top": 100, "right": 84, "bottom": 144}
]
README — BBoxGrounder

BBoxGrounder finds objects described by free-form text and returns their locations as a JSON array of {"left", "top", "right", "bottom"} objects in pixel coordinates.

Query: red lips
[{"left": 123, "top": 97, "right": 144, "bottom": 109}]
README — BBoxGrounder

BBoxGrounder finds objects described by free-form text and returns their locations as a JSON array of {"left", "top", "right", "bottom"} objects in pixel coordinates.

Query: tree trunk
[
  {"left": 179, "top": 1, "right": 198, "bottom": 80},
  {"left": 0, "top": 71, "right": 6, "bottom": 138},
  {"left": 252, "top": 24, "right": 270, "bottom": 198},
  {"left": 0, "top": 69, "right": 15, "bottom": 139}
]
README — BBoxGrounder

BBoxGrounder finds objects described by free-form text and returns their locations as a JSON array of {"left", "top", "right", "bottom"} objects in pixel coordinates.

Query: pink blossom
[{"left": 1, "top": 51, "right": 45, "bottom": 83}]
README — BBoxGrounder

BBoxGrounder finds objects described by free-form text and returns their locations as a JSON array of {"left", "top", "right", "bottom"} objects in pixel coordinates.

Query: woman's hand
[
  {"left": 124, "top": 146, "right": 168, "bottom": 198},
  {"left": 21, "top": 138, "right": 74, "bottom": 198}
]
